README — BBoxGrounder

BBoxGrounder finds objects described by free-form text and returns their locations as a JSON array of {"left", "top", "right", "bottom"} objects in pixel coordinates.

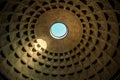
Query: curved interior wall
[{"left": 0, "top": 0, "right": 120, "bottom": 80}]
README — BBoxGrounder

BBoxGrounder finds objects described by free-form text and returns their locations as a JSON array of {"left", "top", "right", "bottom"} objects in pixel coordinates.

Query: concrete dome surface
[{"left": 0, "top": 0, "right": 120, "bottom": 80}]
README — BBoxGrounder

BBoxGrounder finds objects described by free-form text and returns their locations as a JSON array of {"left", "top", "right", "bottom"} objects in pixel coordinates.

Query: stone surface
[{"left": 0, "top": 0, "right": 120, "bottom": 80}]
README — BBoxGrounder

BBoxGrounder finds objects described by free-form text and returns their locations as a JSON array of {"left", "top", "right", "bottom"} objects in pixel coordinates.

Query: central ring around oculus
[{"left": 50, "top": 22, "right": 68, "bottom": 39}]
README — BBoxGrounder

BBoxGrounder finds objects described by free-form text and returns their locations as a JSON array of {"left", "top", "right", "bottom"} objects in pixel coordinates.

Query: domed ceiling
[{"left": 0, "top": 0, "right": 120, "bottom": 80}]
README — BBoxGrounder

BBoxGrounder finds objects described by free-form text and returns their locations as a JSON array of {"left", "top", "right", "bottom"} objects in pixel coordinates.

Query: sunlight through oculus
[{"left": 50, "top": 22, "right": 68, "bottom": 39}]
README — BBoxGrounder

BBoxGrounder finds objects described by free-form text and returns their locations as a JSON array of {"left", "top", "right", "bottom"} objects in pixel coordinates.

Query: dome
[{"left": 0, "top": 0, "right": 120, "bottom": 80}]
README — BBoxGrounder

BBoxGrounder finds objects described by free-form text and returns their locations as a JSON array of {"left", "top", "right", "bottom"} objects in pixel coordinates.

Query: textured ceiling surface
[{"left": 0, "top": 0, "right": 120, "bottom": 80}]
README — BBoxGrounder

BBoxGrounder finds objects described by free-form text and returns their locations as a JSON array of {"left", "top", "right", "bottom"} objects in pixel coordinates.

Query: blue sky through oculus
[{"left": 50, "top": 23, "right": 67, "bottom": 39}]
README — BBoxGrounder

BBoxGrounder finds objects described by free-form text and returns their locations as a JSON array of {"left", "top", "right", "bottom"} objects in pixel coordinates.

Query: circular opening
[{"left": 50, "top": 22, "right": 68, "bottom": 39}]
